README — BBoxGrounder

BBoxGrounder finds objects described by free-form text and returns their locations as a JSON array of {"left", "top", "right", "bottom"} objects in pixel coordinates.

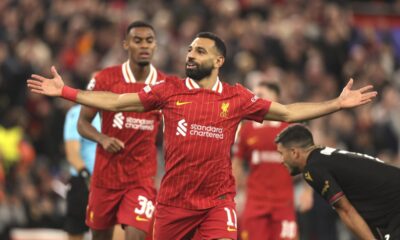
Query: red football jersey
[
  {"left": 234, "top": 121, "right": 294, "bottom": 208},
  {"left": 138, "top": 77, "right": 271, "bottom": 209},
  {"left": 90, "top": 61, "right": 165, "bottom": 189}
]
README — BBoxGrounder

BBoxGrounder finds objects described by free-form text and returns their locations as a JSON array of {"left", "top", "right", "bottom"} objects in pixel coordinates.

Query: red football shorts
[
  {"left": 240, "top": 204, "right": 297, "bottom": 240},
  {"left": 86, "top": 184, "right": 156, "bottom": 234},
  {"left": 153, "top": 201, "right": 238, "bottom": 240}
]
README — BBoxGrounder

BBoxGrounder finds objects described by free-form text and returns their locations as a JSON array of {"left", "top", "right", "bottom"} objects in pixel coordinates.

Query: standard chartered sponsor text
[
  {"left": 125, "top": 117, "right": 154, "bottom": 131},
  {"left": 190, "top": 124, "right": 224, "bottom": 139}
]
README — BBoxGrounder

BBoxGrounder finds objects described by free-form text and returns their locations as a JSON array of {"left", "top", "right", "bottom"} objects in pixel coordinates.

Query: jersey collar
[
  {"left": 185, "top": 77, "right": 223, "bottom": 93},
  {"left": 122, "top": 61, "right": 158, "bottom": 84}
]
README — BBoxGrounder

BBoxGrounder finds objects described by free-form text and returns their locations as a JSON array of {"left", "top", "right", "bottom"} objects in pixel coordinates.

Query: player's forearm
[
  {"left": 337, "top": 208, "right": 376, "bottom": 240},
  {"left": 66, "top": 89, "right": 144, "bottom": 112},
  {"left": 284, "top": 99, "right": 341, "bottom": 123},
  {"left": 77, "top": 118, "right": 104, "bottom": 144},
  {"left": 76, "top": 90, "right": 130, "bottom": 112},
  {"left": 65, "top": 141, "right": 86, "bottom": 172}
]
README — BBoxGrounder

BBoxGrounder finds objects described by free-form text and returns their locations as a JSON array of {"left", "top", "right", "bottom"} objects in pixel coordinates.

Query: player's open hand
[
  {"left": 27, "top": 66, "right": 64, "bottom": 97},
  {"left": 99, "top": 135, "right": 125, "bottom": 153},
  {"left": 338, "top": 78, "right": 377, "bottom": 109}
]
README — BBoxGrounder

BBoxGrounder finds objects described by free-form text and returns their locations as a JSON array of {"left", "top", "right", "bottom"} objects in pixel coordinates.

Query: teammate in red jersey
[
  {"left": 28, "top": 32, "right": 377, "bottom": 240},
  {"left": 77, "top": 21, "right": 165, "bottom": 240},
  {"left": 232, "top": 82, "right": 297, "bottom": 240}
]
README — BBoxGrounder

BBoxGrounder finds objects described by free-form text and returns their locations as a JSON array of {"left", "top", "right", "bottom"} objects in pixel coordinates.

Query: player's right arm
[
  {"left": 334, "top": 196, "right": 376, "bottom": 240},
  {"left": 27, "top": 66, "right": 145, "bottom": 112},
  {"left": 64, "top": 107, "right": 91, "bottom": 186},
  {"left": 78, "top": 106, "right": 124, "bottom": 153}
]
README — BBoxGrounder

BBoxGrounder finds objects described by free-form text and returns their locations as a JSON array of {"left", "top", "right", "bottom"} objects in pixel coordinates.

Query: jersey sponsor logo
[
  {"left": 321, "top": 180, "right": 330, "bottom": 195},
  {"left": 176, "top": 119, "right": 188, "bottom": 136},
  {"left": 304, "top": 171, "right": 313, "bottom": 182},
  {"left": 112, "top": 112, "right": 125, "bottom": 129},
  {"left": 220, "top": 102, "right": 230, "bottom": 118},
  {"left": 112, "top": 112, "right": 155, "bottom": 130},
  {"left": 87, "top": 78, "right": 96, "bottom": 90},
  {"left": 135, "top": 215, "right": 150, "bottom": 222},
  {"left": 176, "top": 119, "right": 224, "bottom": 139},
  {"left": 176, "top": 101, "right": 192, "bottom": 106}
]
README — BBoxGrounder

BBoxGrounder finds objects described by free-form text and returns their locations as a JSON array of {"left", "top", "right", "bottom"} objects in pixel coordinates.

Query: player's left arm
[
  {"left": 334, "top": 196, "right": 376, "bottom": 239},
  {"left": 264, "top": 79, "right": 377, "bottom": 122}
]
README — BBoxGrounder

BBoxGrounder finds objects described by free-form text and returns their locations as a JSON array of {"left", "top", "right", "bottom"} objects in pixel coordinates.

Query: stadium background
[{"left": 0, "top": 0, "right": 399, "bottom": 239}]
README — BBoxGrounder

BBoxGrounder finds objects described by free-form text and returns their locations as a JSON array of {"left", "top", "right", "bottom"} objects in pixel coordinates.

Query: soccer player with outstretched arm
[{"left": 28, "top": 32, "right": 376, "bottom": 240}]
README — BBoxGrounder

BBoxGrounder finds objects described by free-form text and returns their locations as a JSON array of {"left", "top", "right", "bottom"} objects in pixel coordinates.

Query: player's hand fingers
[
  {"left": 361, "top": 92, "right": 377, "bottom": 101},
  {"left": 27, "top": 83, "right": 42, "bottom": 91},
  {"left": 51, "top": 66, "right": 61, "bottom": 78},
  {"left": 359, "top": 85, "right": 373, "bottom": 93},
  {"left": 31, "top": 74, "right": 48, "bottom": 82},
  {"left": 27, "top": 79, "right": 43, "bottom": 87},
  {"left": 115, "top": 139, "right": 125, "bottom": 149},
  {"left": 345, "top": 78, "right": 353, "bottom": 90},
  {"left": 30, "top": 89, "right": 45, "bottom": 94}
]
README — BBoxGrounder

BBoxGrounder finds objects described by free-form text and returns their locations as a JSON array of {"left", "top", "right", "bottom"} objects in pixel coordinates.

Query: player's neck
[
  {"left": 303, "top": 145, "right": 320, "bottom": 166},
  {"left": 129, "top": 61, "right": 151, "bottom": 82},
  {"left": 196, "top": 73, "right": 219, "bottom": 90}
]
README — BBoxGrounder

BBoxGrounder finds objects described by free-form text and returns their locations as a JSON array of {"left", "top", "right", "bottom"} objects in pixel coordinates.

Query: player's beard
[
  {"left": 284, "top": 163, "right": 301, "bottom": 176},
  {"left": 186, "top": 61, "right": 213, "bottom": 81},
  {"left": 289, "top": 166, "right": 301, "bottom": 176}
]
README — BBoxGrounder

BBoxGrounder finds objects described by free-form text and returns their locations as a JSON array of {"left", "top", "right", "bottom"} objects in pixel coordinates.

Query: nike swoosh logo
[
  {"left": 227, "top": 226, "right": 237, "bottom": 232},
  {"left": 176, "top": 101, "right": 192, "bottom": 106},
  {"left": 136, "top": 215, "right": 149, "bottom": 222}
]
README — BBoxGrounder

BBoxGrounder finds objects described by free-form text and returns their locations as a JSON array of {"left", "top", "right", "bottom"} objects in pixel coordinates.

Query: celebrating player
[
  {"left": 232, "top": 82, "right": 297, "bottom": 240},
  {"left": 275, "top": 124, "right": 400, "bottom": 240},
  {"left": 78, "top": 21, "right": 165, "bottom": 240},
  {"left": 28, "top": 32, "right": 376, "bottom": 240}
]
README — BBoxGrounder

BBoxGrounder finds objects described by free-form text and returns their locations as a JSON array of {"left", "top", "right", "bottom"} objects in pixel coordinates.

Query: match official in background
[
  {"left": 63, "top": 103, "right": 100, "bottom": 240},
  {"left": 275, "top": 124, "right": 400, "bottom": 240}
]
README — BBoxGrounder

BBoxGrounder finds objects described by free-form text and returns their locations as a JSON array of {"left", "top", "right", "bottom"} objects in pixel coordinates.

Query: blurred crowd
[{"left": 0, "top": 0, "right": 399, "bottom": 239}]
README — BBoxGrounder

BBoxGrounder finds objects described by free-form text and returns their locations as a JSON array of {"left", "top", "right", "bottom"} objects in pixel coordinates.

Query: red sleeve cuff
[{"left": 329, "top": 192, "right": 344, "bottom": 205}]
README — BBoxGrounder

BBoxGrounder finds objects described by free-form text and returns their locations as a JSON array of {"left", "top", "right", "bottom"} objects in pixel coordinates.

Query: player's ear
[
  {"left": 290, "top": 147, "right": 300, "bottom": 159},
  {"left": 215, "top": 56, "right": 224, "bottom": 68}
]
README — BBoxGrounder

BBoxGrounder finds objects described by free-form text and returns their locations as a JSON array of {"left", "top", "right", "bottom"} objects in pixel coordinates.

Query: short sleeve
[
  {"left": 238, "top": 85, "right": 271, "bottom": 123},
  {"left": 303, "top": 165, "right": 344, "bottom": 205},
  {"left": 91, "top": 72, "right": 108, "bottom": 91},
  {"left": 64, "top": 106, "right": 81, "bottom": 141},
  {"left": 138, "top": 80, "right": 169, "bottom": 111}
]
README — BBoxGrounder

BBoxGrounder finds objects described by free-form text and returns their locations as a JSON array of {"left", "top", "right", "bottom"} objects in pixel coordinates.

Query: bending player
[{"left": 275, "top": 124, "right": 400, "bottom": 240}]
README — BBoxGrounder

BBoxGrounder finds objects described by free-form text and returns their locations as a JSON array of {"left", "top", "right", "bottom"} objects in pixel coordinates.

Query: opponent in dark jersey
[{"left": 275, "top": 124, "right": 400, "bottom": 240}]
